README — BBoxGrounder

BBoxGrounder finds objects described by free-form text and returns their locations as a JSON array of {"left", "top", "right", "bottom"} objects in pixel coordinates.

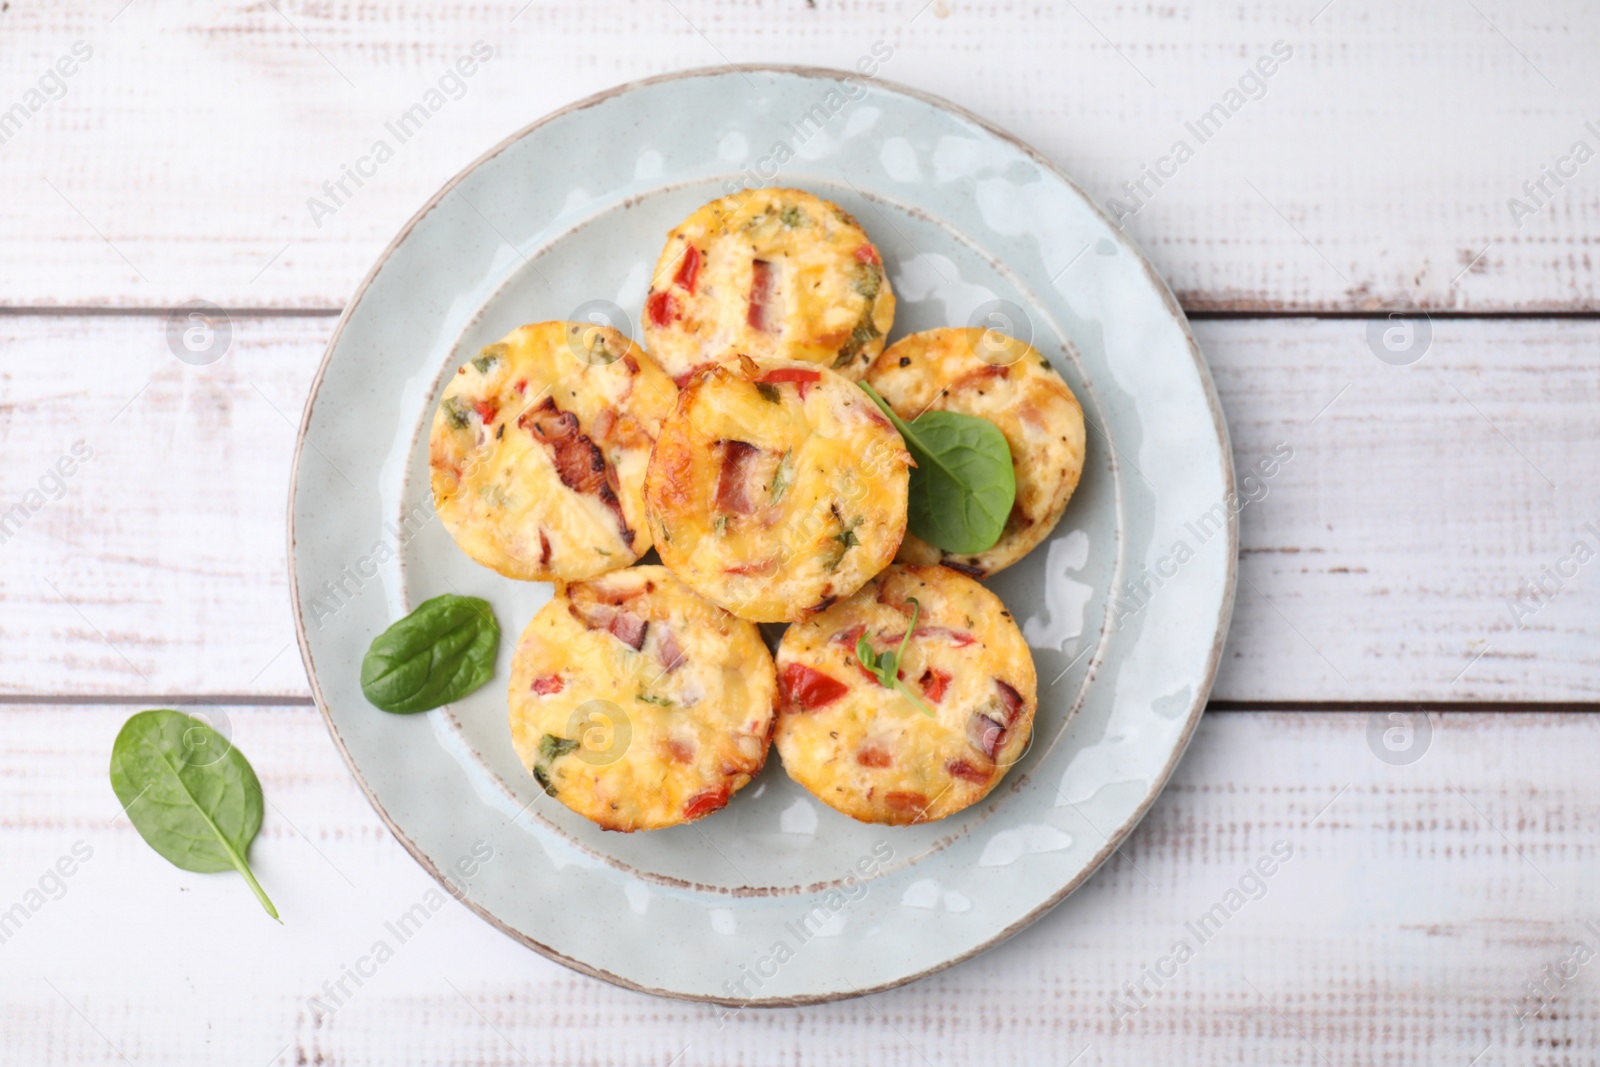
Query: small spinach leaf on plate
[
  {"left": 360, "top": 594, "right": 499, "bottom": 713},
  {"left": 859, "top": 382, "right": 1016, "bottom": 554},
  {"left": 109, "top": 709, "right": 279, "bottom": 919}
]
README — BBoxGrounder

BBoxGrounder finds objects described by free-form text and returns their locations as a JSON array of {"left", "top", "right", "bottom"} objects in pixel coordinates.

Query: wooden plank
[
  {"left": 0, "top": 314, "right": 313, "bottom": 698},
  {"left": 0, "top": 1, "right": 1597, "bottom": 312},
  {"left": 1212, "top": 314, "right": 1600, "bottom": 702},
  {"left": 1, "top": 313, "right": 1596, "bottom": 701},
  {"left": 2, "top": 706, "right": 1595, "bottom": 1063}
]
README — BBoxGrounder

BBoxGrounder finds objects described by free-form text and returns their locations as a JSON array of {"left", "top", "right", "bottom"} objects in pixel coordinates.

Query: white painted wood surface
[
  {"left": 0, "top": 1, "right": 1597, "bottom": 312},
  {"left": 1, "top": 313, "right": 1595, "bottom": 702},
  {"left": 3, "top": 707, "right": 1596, "bottom": 1065},
  {"left": 4, "top": 1, "right": 1599, "bottom": 1061}
]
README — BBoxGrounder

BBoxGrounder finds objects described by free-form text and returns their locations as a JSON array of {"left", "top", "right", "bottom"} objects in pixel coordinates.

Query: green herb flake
[
  {"left": 838, "top": 318, "right": 882, "bottom": 364},
  {"left": 472, "top": 352, "right": 499, "bottom": 374},
  {"left": 636, "top": 691, "right": 674, "bottom": 707},
  {"left": 109, "top": 710, "right": 280, "bottom": 919},
  {"left": 539, "top": 734, "right": 580, "bottom": 761},
  {"left": 442, "top": 396, "right": 471, "bottom": 430},
  {"left": 756, "top": 381, "right": 782, "bottom": 404},
  {"left": 821, "top": 517, "right": 863, "bottom": 571},
  {"left": 854, "top": 599, "right": 934, "bottom": 717},
  {"left": 857, "top": 382, "right": 1016, "bottom": 555},
  {"left": 532, "top": 765, "right": 557, "bottom": 797},
  {"left": 770, "top": 449, "right": 795, "bottom": 502},
  {"left": 779, "top": 206, "right": 806, "bottom": 228},
  {"left": 581, "top": 333, "right": 613, "bottom": 365},
  {"left": 360, "top": 594, "right": 500, "bottom": 713},
  {"left": 853, "top": 264, "right": 882, "bottom": 302}
]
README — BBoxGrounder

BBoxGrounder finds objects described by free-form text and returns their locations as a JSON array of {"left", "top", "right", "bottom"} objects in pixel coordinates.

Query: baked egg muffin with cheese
[
  {"left": 641, "top": 187, "right": 895, "bottom": 384},
  {"left": 508, "top": 566, "right": 777, "bottom": 832},
  {"left": 865, "top": 327, "right": 1086, "bottom": 577},
  {"left": 644, "top": 356, "right": 911, "bottom": 623},
  {"left": 429, "top": 321, "right": 677, "bottom": 582},
  {"left": 773, "top": 564, "right": 1037, "bottom": 825}
]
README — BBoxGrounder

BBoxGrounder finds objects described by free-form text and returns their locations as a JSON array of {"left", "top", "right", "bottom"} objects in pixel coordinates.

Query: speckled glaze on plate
[{"left": 288, "top": 66, "right": 1236, "bottom": 1005}]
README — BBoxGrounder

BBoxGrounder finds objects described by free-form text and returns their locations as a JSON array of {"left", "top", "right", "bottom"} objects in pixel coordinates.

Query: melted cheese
[
  {"left": 773, "top": 564, "right": 1037, "bottom": 825},
  {"left": 865, "top": 327, "right": 1086, "bottom": 577},
  {"left": 507, "top": 566, "right": 777, "bottom": 832},
  {"left": 644, "top": 358, "right": 911, "bottom": 622},
  {"left": 429, "top": 322, "right": 677, "bottom": 581},
  {"left": 641, "top": 188, "right": 896, "bottom": 383}
]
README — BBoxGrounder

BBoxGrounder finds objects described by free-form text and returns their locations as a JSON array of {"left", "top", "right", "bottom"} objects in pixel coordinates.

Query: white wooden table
[{"left": 4, "top": 3, "right": 1598, "bottom": 1063}]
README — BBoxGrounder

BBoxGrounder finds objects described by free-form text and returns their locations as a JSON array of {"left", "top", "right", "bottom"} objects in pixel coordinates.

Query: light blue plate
[{"left": 289, "top": 66, "right": 1235, "bottom": 1004}]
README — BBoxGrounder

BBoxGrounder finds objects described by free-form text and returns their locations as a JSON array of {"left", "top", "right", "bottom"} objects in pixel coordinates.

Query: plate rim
[{"left": 286, "top": 62, "right": 1238, "bottom": 1006}]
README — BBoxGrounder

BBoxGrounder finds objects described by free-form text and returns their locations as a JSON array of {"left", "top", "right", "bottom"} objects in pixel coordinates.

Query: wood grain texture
[
  {"left": 0, "top": 1, "right": 1597, "bottom": 312},
  {"left": 1212, "top": 314, "right": 1600, "bottom": 702},
  {"left": 2, "top": 313, "right": 1596, "bottom": 701},
  {"left": 2, "top": 706, "right": 1593, "bottom": 1065},
  {"left": 3, "top": 3, "right": 1594, "bottom": 1061}
]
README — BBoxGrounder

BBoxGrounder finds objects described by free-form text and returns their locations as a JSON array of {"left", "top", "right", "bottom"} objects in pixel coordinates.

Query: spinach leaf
[
  {"left": 856, "top": 597, "right": 934, "bottom": 717},
  {"left": 360, "top": 594, "right": 499, "bottom": 713},
  {"left": 859, "top": 382, "right": 1015, "bottom": 554},
  {"left": 109, "top": 710, "right": 279, "bottom": 919}
]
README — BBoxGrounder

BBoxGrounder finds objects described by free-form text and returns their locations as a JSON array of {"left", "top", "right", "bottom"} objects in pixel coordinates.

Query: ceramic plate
[{"left": 289, "top": 66, "right": 1235, "bottom": 1005}]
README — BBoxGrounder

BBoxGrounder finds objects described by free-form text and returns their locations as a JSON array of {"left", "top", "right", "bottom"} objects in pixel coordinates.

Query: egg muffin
[
  {"left": 773, "top": 564, "right": 1037, "bottom": 825},
  {"left": 430, "top": 322, "right": 677, "bottom": 582},
  {"left": 644, "top": 355, "right": 911, "bottom": 623},
  {"left": 641, "top": 188, "right": 895, "bottom": 384},
  {"left": 864, "top": 327, "right": 1086, "bottom": 577},
  {"left": 508, "top": 566, "right": 777, "bottom": 832}
]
